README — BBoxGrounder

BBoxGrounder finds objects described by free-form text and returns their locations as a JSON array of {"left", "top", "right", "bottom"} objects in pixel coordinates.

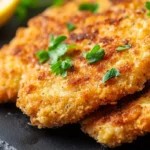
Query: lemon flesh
[{"left": 0, "top": 0, "right": 20, "bottom": 27}]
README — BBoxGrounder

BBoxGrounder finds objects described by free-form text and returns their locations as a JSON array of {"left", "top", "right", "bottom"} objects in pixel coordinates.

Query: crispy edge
[{"left": 81, "top": 83, "right": 150, "bottom": 147}]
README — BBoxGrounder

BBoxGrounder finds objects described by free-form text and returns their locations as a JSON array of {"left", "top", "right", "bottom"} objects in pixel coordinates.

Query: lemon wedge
[{"left": 0, "top": 0, "right": 20, "bottom": 27}]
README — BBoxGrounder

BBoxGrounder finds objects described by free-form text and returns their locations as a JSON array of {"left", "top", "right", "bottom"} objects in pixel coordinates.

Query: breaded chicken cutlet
[
  {"left": 81, "top": 82, "right": 150, "bottom": 148},
  {"left": 16, "top": 0, "right": 150, "bottom": 128},
  {"left": 0, "top": 0, "right": 149, "bottom": 128},
  {"left": 0, "top": 50, "right": 22, "bottom": 103},
  {"left": 0, "top": 0, "right": 112, "bottom": 103}
]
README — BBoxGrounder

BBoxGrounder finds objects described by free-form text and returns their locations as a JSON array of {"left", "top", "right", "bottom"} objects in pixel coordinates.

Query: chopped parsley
[
  {"left": 36, "top": 34, "right": 73, "bottom": 78},
  {"left": 102, "top": 68, "right": 121, "bottom": 83},
  {"left": 116, "top": 44, "right": 131, "bottom": 51},
  {"left": 49, "top": 34, "right": 67, "bottom": 49},
  {"left": 53, "top": 0, "right": 64, "bottom": 6},
  {"left": 49, "top": 43, "right": 68, "bottom": 64},
  {"left": 79, "top": 3, "right": 99, "bottom": 13},
  {"left": 36, "top": 50, "right": 49, "bottom": 64},
  {"left": 67, "top": 23, "right": 76, "bottom": 31},
  {"left": 145, "top": 1, "right": 150, "bottom": 16},
  {"left": 51, "top": 58, "right": 72, "bottom": 78},
  {"left": 83, "top": 44, "right": 105, "bottom": 64},
  {"left": 48, "top": 35, "right": 68, "bottom": 64}
]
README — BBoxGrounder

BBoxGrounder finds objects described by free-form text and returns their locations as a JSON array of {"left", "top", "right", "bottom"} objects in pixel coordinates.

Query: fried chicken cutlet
[
  {"left": 16, "top": 0, "right": 150, "bottom": 128},
  {"left": 81, "top": 82, "right": 150, "bottom": 148},
  {"left": 0, "top": 0, "right": 112, "bottom": 103},
  {"left": 0, "top": 50, "right": 22, "bottom": 103}
]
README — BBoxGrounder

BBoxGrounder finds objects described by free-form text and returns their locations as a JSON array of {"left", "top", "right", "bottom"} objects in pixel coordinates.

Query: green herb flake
[
  {"left": 49, "top": 34, "right": 67, "bottom": 49},
  {"left": 83, "top": 44, "right": 105, "bottom": 64},
  {"left": 36, "top": 50, "right": 49, "bottom": 64},
  {"left": 49, "top": 43, "right": 68, "bottom": 64},
  {"left": 145, "top": 1, "right": 150, "bottom": 9},
  {"left": 67, "top": 23, "right": 76, "bottom": 31},
  {"left": 116, "top": 44, "right": 131, "bottom": 51},
  {"left": 102, "top": 68, "right": 121, "bottom": 83},
  {"left": 51, "top": 58, "right": 72, "bottom": 78},
  {"left": 145, "top": 1, "right": 150, "bottom": 16},
  {"left": 36, "top": 34, "right": 74, "bottom": 78},
  {"left": 79, "top": 3, "right": 99, "bottom": 13},
  {"left": 48, "top": 34, "right": 68, "bottom": 64}
]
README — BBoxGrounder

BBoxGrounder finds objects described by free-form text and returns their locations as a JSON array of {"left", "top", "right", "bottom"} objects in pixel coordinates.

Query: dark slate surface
[
  {"left": 0, "top": 1, "right": 150, "bottom": 150},
  {"left": 0, "top": 103, "right": 150, "bottom": 150}
]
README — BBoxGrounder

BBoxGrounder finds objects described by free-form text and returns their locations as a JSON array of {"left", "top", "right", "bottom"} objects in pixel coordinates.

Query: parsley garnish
[
  {"left": 49, "top": 43, "right": 68, "bottom": 64},
  {"left": 67, "top": 23, "right": 76, "bottom": 31},
  {"left": 116, "top": 44, "right": 131, "bottom": 51},
  {"left": 36, "top": 34, "right": 73, "bottom": 78},
  {"left": 102, "top": 68, "right": 121, "bottom": 83},
  {"left": 36, "top": 50, "right": 49, "bottom": 64},
  {"left": 49, "top": 34, "right": 67, "bottom": 49},
  {"left": 53, "top": 0, "right": 64, "bottom": 6},
  {"left": 51, "top": 58, "right": 72, "bottom": 78},
  {"left": 83, "top": 45, "right": 105, "bottom": 64},
  {"left": 48, "top": 35, "right": 68, "bottom": 64},
  {"left": 79, "top": 3, "right": 99, "bottom": 13},
  {"left": 145, "top": 1, "right": 150, "bottom": 16}
]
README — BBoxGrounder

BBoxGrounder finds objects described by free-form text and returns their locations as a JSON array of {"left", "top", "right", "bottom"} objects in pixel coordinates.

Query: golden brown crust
[
  {"left": 0, "top": 0, "right": 150, "bottom": 129},
  {"left": 15, "top": 0, "right": 150, "bottom": 128},
  {"left": 0, "top": 47, "right": 22, "bottom": 103},
  {"left": 81, "top": 83, "right": 150, "bottom": 147},
  {"left": 0, "top": 0, "right": 111, "bottom": 103}
]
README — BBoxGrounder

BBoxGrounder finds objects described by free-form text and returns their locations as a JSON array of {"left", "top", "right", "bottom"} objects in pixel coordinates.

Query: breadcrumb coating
[
  {"left": 81, "top": 83, "right": 150, "bottom": 148},
  {"left": 0, "top": 0, "right": 111, "bottom": 103},
  {"left": 16, "top": 0, "right": 150, "bottom": 128}
]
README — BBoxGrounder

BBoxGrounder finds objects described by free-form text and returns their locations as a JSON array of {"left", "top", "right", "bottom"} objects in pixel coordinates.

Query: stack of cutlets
[{"left": 0, "top": 0, "right": 150, "bottom": 148}]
